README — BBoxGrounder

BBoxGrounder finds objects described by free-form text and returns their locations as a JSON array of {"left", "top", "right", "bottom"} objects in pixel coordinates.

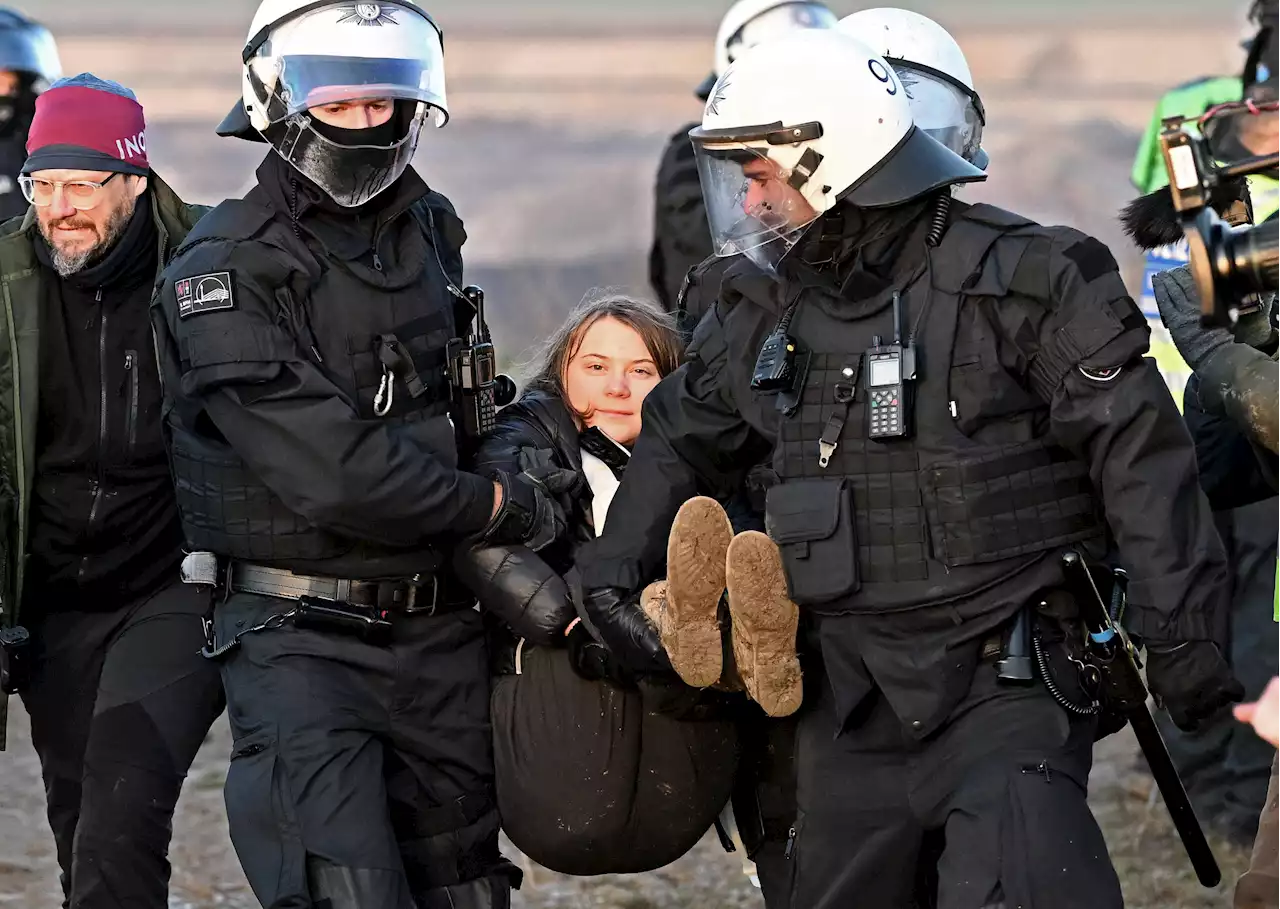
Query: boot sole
[
  {"left": 726, "top": 531, "right": 802, "bottom": 717},
  {"left": 664, "top": 497, "right": 732, "bottom": 688}
]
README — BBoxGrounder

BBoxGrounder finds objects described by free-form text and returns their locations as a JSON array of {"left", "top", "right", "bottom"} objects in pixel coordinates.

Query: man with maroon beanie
[{"left": 0, "top": 73, "right": 224, "bottom": 908}]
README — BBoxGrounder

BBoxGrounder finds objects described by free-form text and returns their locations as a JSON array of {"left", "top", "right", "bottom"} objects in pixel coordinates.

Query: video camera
[{"left": 1156, "top": 102, "right": 1278, "bottom": 326}]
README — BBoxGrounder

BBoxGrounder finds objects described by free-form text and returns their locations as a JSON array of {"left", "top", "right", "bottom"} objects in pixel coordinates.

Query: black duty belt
[
  {"left": 179, "top": 552, "right": 475, "bottom": 616},
  {"left": 181, "top": 553, "right": 477, "bottom": 659},
  {"left": 226, "top": 562, "right": 446, "bottom": 614}
]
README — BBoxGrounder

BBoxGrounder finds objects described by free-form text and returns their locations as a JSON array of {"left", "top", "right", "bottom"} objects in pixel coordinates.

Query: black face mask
[
  {"left": 307, "top": 113, "right": 401, "bottom": 149},
  {"left": 267, "top": 101, "right": 423, "bottom": 209},
  {"left": 791, "top": 198, "right": 930, "bottom": 271},
  {"left": 0, "top": 86, "right": 36, "bottom": 141}
]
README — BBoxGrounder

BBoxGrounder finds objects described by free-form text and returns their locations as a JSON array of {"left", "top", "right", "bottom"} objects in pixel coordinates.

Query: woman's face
[{"left": 564, "top": 316, "right": 662, "bottom": 446}]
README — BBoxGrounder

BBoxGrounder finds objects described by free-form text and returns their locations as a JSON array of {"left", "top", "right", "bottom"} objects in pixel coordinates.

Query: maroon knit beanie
[{"left": 22, "top": 73, "right": 148, "bottom": 176}]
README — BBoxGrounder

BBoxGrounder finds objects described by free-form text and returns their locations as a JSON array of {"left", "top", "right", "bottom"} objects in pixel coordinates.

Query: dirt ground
[{"left": 0, "top": 8, "right": 1269, "bottom": 908}]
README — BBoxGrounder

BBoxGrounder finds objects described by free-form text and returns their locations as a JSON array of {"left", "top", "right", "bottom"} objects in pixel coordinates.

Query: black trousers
[
  {"left": 213, "top": 593, "right": 519, "bottom": 909},
  {"left": 731, "top": 706, "right": 799, "bottom": 908},
  {"left": 492, "top": 643, "right": 737, "bottom": 875},
  {"left": 791, "top": 660, "right": 1122, "bottom": 909},
  {"left": 20, "top": 579, "right": 226, "bottom": 909}
]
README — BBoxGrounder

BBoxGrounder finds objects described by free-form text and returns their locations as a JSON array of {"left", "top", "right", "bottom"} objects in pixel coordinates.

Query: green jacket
[{"left": 0, "top": 173, "right": 208, "bottom": 749}]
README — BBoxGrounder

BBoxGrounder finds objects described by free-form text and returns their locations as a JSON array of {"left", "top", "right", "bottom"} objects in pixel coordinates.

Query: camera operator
[
  {"left": 1121, "top": 1, "right": 1280, "bottom": 855},
  {"left": 1138, "top": 22, "right": 1277, "bottom": 897}
]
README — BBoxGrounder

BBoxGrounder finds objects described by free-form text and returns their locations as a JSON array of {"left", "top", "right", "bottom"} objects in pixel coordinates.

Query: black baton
[{"left": 1060, "top": 551, "right": 1221, "bottom": 888}]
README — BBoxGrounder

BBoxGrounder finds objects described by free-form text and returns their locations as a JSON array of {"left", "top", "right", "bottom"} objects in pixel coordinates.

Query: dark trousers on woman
[{"left": 492, "top": 644, "right": 738, "bottom": 876}]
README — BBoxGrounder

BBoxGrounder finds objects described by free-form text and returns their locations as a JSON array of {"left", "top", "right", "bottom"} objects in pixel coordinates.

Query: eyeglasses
[{"left": 19, "top": 172, "right": 119, "bottom": 210}]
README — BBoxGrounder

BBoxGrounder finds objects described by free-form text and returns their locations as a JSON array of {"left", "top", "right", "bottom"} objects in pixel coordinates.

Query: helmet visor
[
  {"left": 693, "top": 141, "right": 820, "bottom": 271},
  {"left": 725, "top": 3, "right": 839, "bottom": 65},
  {"left": 251, "top": 2, "right": 446, "bottom": 127},
  {"left": 894, "top": 63, "right": 983, "bottom": 163}
]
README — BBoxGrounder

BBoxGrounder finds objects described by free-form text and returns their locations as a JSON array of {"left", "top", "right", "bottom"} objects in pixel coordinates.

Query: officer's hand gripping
[
  {"left": 476, "top": 467, "right": 579, "bottom": 552},
  {"left": 1145, "top": 639, "right": 1245, "bottom": 732},
  {"left": 565, "top": 621, "right": 634, "bottom": 687},
  {"left": 581, "top": 586, "right": 672, "bottom": 675}
]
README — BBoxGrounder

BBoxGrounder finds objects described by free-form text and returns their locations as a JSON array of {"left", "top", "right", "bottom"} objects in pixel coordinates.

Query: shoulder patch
[
  {"left": 175, "top": 271, "right": 237, "bottom": 319},
  {"left": 1062, "top": 236, "right": 1118, "bottom": 284}
]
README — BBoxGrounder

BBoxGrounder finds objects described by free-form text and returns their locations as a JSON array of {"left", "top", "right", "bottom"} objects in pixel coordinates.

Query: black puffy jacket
[{"left": 454, "top": 390, "right": 592, "bottom": 649}]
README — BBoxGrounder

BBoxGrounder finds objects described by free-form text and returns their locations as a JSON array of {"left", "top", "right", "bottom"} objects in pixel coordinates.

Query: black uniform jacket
[{"left": 152, "top": 154, "right": 494, "bottom": 576}]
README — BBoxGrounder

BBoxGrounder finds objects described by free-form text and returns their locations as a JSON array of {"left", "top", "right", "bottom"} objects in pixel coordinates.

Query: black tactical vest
[
  {"left": 762, "top": 205, "right": 1105, "bottom": 615},
  {"left": 164, "top": 190, "right": 462, "bottom": 578}
]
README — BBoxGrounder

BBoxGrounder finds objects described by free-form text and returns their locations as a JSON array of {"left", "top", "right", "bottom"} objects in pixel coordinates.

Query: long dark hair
[{"left": 525, "top": 290, "right": 684, "bottom": 420}]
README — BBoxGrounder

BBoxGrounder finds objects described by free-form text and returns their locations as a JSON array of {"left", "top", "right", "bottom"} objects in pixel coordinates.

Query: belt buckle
[{"left": 401, "top": 574, "right": 438, "bottom": 615}]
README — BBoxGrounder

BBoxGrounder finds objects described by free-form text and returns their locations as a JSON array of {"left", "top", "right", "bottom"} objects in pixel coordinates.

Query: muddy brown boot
[
  {"left": 725, "top": 531, "right": 802, "bottom": 717},
  {"left": 657, "top": 496, "right": 733, "bottom": 688},
  {"left": 1233, "top": 752, "right": 1280, "bottom": 909}
]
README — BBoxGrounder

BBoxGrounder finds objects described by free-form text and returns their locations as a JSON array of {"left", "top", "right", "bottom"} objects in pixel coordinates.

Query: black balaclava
[
  {"left": 265, "top": 100, "right": 421, "bottom": 210},
  {"left": 785, "top": 195, "right": 935, "bottom": 302}
]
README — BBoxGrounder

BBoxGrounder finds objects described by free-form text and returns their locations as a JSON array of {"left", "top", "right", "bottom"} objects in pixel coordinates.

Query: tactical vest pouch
[
  {"left": 765, "top": 478, "right": 859, "bottom": 606},
  {"left": 922, "top": 441, "right": 1102, "bottom": 568}
]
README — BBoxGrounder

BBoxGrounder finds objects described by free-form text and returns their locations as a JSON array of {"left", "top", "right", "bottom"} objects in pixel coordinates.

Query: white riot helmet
[
  {"left": 221, "top": 0, "right": 449, "bottom": 207},
  {"left": 838, "top": 9, "right": 987, "bottom": 169},
  {"left": 691, "top": 29, "right": 985, "bottom": 271},
  {"left": 696, "top": 0, "right": 838, "bottom": 100}
]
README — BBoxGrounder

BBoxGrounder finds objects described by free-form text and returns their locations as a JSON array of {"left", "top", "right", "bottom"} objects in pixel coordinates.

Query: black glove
[
  {"left": 565, "top": 622, "right": 634, "bottom": 688},
  {"left": 1145, "top": 640, "right": 1245, "bottom": 732},
  {"left": 1152, "top": 266, "right": 1234, "bottom": 372},
  {"left": 476, "top": 467, "right": 578, "bottom": 551},
  {"left": 581, "top": 586, "right": 671, "bottom": 674}
]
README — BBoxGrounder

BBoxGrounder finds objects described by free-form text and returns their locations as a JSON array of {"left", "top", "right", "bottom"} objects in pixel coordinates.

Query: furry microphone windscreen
[{"left": 1119, "top": 177, "right": 1250, "bottom": 251}]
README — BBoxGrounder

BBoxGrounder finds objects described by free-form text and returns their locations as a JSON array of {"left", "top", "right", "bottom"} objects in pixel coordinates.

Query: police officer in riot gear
[
  {"left": 648, "top": 0, "right": 836, "bottom": 324},
  {"left": 581, "top": 30, "right": 1243, "bottom": 908},
  {"left": 0, "top": 9, "right": 59, "bottom": 220},
  {"left": 152, "top": 2, "right": 546, "bottom": 906}
]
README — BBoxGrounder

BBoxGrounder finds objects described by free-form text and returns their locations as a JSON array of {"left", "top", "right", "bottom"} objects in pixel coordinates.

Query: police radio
[
  {"left": 447, "top": 285, "right": 516, "bottom": 439},
  {"left": 752, "top": 302, "right": 800, "bottom": 392},
  {"left": 865, "top": 292, "right": 916, "bottom": 440}
]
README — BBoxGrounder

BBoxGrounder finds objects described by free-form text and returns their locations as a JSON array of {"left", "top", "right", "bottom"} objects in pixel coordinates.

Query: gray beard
[{"left": 41, "top": 196, "right": 137, "bottom": 278}]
